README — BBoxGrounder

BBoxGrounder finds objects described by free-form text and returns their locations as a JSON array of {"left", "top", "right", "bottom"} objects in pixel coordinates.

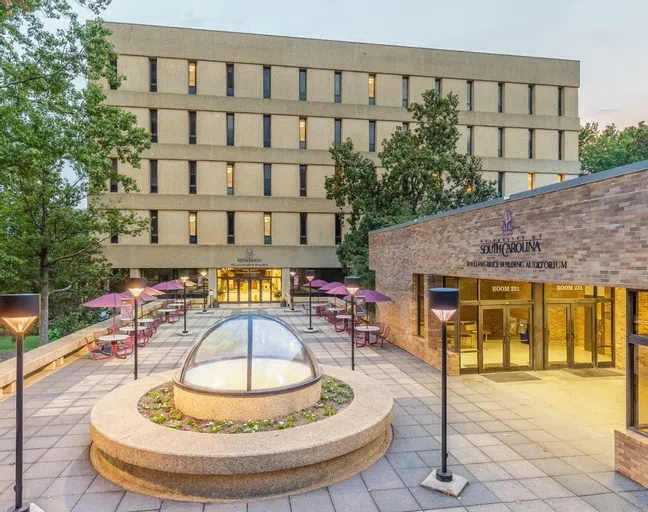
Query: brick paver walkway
[{"left": 0, "top": 306, "right": 646, "bottom": 511}]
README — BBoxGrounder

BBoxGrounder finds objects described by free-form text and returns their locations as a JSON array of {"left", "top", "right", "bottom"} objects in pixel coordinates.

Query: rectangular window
[
  {"left": 226, "top": 163, "right": 234, "bottom": 195},
  {"left": 263, "top": 164, "right": 271, "bottom": 196},
  {"left": 263, "top": 66, "right": 271, "bottom": 99},
  {"left": 149, "top": 58, "right": 157, "bottom": 92},
  {"left": 299, "top": 118, "right": 307, "bottom": 149},
  {"left": 528, "top": 85, "right": 534, "bottom": 114},
  {"left": 299, "top": 69, "right": 307, "bottom": 101},
  {"left": 402, "top": 76, "right": 409, "bottom": 107},
  {"left": 189, "top": 212, "right": 197, "bottom": 244},
  {"left": 109, "top": 58, "right": 117, "bottom": 90},
  {"left": 416, "top": 274, "right": 425, "bottom": 336},
  {"left": 497, "top": 171, "right": 504, "bottom": 196},
  {"left": 558, "top": 130, "right": 563, "bottom": 160},
  {"left": 466, "top": 126, "right": 473, "bottom": 156},
  {"left": 188, "top": 111, "right": 196, "bottom": 144},
  {"left": 299, "top": 165, "right": 307, "bottom": 197},
  {"left": 149, "top": 160, "right": 158, "bottom": 193},
  {"left": 150, "top": 210, "right": 158, "bottom": 244},
  {"left": 263, "top": 115, "right": 271, "bottom": 148},
  {"left": 189, "top": 161, "right": 197, "bottom": 194},
  {"left": 334, "top": 71, "right": 341, "bottom": 103},
  {"left": 402, "top": 122, "right": 409, "bottom": 133},
  {"left": 300, "top": 213, "right": 307, "bottom": 245},
  {"left": 188, "top": 61, "right": 196, "bottom": 94},
  {"left": 498, "top": 127, "right": 503, "bottom": 157},
  {"left": 558, "top": 173, "right": 565, "bottom": 183},
  {"left": 434, "top": 78, "right": 441, "bottom": 95},
  {"left": 227, "top": 212, "right": 235, "bottom": 244},
  {"left": 368, "top": 74, "right": 376, "bottom": 105},
  {"left": 110, "top": 158, "right": 118, "bottom": 192},
  {"left": 334, "top": 119, "right": 341, "bottom": 144},
  {"left": 466, "top": 81, "right": 473, "bottom": 111},
  {"left": 369, "top": 121, "right": 376, "bottom": 152},
  {"left": 528, "top": 172, "right": 535, "bottom": 190},
  {"left": 264, "top": 213, "right": 271, "bottom": 245},
  {"left": 528, "top": 129, "right": 534, "bottom": 159},
  {"left": 110, "top": 234, "right": 118, "bottom": 244},
  {"left": 149, "top": 109, "right": 158, "bottom": 143},
  {"left": 497, "top": 82, "right": 503, "bottom": 113},
  {"left": 558, "top": 86, "right": 564, "bottom": 116},
  {"left": 335, "top": 213, "right": 342, "bottom": 245},
  {"left": 226, "top": 63, "right": 234, "bottom": 96},
  {"left": 227, "top": 113, "right": 234, "bottom": 146}
]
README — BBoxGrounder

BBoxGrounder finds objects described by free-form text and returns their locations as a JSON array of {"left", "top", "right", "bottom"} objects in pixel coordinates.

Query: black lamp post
[
  {"left": 345, "top": 276, "right": 360, "bottom": 371},
  {"left": 180, "top": 275, "right": 189, "bottom": 334},
  {"left": 0, "top": 293, "right": 40, "bottom": 512},
  {"left": 126, "top": 278, "right": 146, "bottom": 381},
  {"left": 423, "top": 287, "right": 467, "bottom": 496},
  {"left": 200, "top": 270, "right": 208, "bottom": 313},
  {"left": 289, "top": 270, "right": 296, "bottom": 311},
  {"left": 303, "top": 269, "right": 317, "bottom": 332}
]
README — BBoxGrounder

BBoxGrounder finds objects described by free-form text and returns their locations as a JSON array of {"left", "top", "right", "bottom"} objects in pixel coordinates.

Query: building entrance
[
  {"left": 217, "top": 268, "right": 282, "bottom": 303},
  {"left": 480, "top": 306, "right": 533, "bottom": 372}
]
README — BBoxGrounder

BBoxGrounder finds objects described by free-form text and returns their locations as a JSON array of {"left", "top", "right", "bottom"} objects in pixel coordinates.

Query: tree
[
  {"left": 326, "top": 90, "right": 497, "bottom": 287},
  {"left": 0, "top": 0, "right": 150, "bottom": 345},
  {"left": 579, "top": 121, "right": 648, "bottom": 174}
]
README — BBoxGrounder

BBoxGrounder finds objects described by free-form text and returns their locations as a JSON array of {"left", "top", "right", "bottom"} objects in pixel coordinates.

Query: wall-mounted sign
[
  {"left": 120, "top": 298, "right": 134, "bottom": 321},
  {"left": 230, "top": 247, "right": 268, "bottom": 268},
  {"left": 466, "top": 210, "right": 568, "bottom": 270}
]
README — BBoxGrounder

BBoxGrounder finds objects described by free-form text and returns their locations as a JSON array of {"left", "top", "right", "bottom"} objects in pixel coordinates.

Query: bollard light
[
  {"left": 126, "top": 278, "right": 147, "bottom": 381},
  {"left": 345, "top": 276, "right": 361, "bottom": 371},
  {"left": 179, "top": 275, "right": 189, "bottom": 334},
  {"left": 289, "top": 270, "right": 297, "bottom": 311},
  {"left": 305, "top": 270, "right": 315, "bottom": 331}
]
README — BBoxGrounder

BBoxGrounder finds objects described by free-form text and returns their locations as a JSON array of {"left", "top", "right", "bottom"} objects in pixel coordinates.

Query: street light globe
[
  {"left": 428, "top": 288, "right": 459, "bottom": 322},
  {"left": 126, "top": 277, "right": 147, "bottom": 298},
  {"left": 345, "top": 276, "right": 361, "bottom": 296},
  {"left": 290, "top": 270, "right": 296, "bottom": 277},
  {"left": 305, "top": 269, "right": 315, "bottom": 282},
  {"left": 0, "top": 294, "right": 40, "bottom": 334},
  {"left": 179, "top": 276, "right": 189, "bottom": 284},
  {"left": 200, "top": 270, "right": 207, "bottom": 278}
]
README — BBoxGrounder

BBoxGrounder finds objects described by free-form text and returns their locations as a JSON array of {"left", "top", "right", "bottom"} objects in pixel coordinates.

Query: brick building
[{"left": 369, "top": 160, "right": 648, "bottom": 487}]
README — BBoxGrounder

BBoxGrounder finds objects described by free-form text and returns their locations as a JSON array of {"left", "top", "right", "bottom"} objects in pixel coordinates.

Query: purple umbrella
[
  {"left": 303, "top": 279, "right": 328, "bottom": 288},
  {"left": 82, "top": 293, "right": 128, "bottom": 334},
  {"left": 153, "top": 280, "right": 184, "bottom": 291},
  {"left": 357, "top": 289, "right": 392, "bottom": 302},
  {"left": 319, "top": 281, "right": 343, "bottom": 291}
]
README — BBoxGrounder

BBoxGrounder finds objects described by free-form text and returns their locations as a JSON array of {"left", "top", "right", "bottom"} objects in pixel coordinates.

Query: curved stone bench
[{"left": 90, "top": 364, "right": 393, "bottom": 502}]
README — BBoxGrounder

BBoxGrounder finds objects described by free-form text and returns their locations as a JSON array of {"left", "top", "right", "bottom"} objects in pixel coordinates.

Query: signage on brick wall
[
  {"left": 466, "top": 210, "right": 568, "bottom": 270},
  {"left": 230, "top": 248, "right": 268, "bottom": 268}
]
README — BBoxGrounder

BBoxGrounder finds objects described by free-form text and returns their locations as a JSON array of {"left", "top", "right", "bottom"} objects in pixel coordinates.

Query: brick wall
[
  {"left": 615, "top": 430, "right": 648, "bottom": 487},
  {"left": 370, "top": 167, "right": 648, "bottom": 373}
]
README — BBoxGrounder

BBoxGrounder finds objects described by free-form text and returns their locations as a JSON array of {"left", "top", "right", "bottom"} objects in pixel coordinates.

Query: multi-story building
[{"left": 101, "top": 22, "right": 580, "bottom": 304}]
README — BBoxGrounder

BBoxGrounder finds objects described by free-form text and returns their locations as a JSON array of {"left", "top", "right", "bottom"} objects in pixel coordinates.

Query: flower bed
[{"left": 138, "top": 377, "right": 353, "bottom": 433}]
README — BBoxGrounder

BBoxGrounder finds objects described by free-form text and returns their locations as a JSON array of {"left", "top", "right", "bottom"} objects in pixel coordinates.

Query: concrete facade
[{"left": 102, "top": 22, "right": 580, "bottom": 301}]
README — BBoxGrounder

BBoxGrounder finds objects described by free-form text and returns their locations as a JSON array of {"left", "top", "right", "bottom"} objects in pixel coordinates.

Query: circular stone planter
[{"left": 90, "top": 365, "right": 393, "bottom": 502}]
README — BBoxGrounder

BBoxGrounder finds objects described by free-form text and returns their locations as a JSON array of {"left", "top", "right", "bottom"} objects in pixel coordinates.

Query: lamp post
[
  {"left": 0, "top": 293, "right": 40, "bottom": 512},
  {"left": 126, "top": 278, "right": 146, "bottom": 381},
  {"left": 289, "top": 270, "right": 296, "bottom": 311},
  {"left": 180, "top": 275, "right": 189, "bottom": 334},
  {"left": 200, "top": 270, "right": 208, "bottom": 313},
  {"left": 345, "top": 276, "right": 360, "bottom": 371},
  {"left": 302, "top": 269, "right": 317, "bottom": 333},
  {"left": 422, "top": 287, "right": 467, "bottom": 497}
]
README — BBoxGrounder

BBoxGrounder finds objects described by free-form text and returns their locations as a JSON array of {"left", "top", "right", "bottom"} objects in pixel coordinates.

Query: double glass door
[
  {"left": 228, "top": 278, "right": 272, "bottom": 303},
  {"left": 546, "top": 303, "right": 596, "bottom": 368},
  {"left": 479, "top": 306, "right": 533, "bottom": 372}
]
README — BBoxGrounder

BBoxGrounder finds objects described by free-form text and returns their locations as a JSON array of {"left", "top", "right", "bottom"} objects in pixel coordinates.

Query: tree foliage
[
  {"left": 0, "top": 0, "right": 150, "bottom": 344},
  {"left": 579, "top": 121, "right": 648, "bottom": 174},
  {"left": 326, "top": 90, "right": 497, "bottom": 287}
]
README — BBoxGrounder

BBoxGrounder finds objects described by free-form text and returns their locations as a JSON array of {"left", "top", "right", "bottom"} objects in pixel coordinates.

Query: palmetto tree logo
[{"left": 501, "top": 210, "right": 513, "bottom": 237}]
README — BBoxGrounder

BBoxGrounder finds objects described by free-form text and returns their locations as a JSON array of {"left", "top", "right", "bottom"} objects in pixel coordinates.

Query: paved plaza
[{"left": 0, "top": 306, "right": 646, "bottom": 512}]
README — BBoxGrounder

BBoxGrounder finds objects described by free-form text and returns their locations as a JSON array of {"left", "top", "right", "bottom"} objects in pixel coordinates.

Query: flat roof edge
[{"left": 370, "top": 160, "right": 648, "bottom": 235}]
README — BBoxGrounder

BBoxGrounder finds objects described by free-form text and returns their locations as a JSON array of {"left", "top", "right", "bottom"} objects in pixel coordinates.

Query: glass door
[
  {"left": 546, "top": 305, "right": 569, "bottom": 368},
  {"left": 596, "top": 301, "right": 614, "bottom": 366},
  {"left": 250, "top": 279, "right": 261, "bottom": 302},
  {"left": 480, "top": 306, "right": 532, "bottom": 372},
  {"left": 480, "top": 307, "right": 505, "bottom": 371},
  {"left": 261, "top": 279, "right": 272, "bottom": 302},
  {"left": 239, "top": 279, "right": 249, "bottom": 303},
  {"left": 572, "top": 304, "right": 595, "bottom": 367},
  {"left": 508, "top": 307, "right": 532, "bottom": 370}
]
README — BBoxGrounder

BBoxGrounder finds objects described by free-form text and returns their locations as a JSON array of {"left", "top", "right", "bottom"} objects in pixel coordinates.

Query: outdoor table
[
  {"left": 97, "top": 334, "right": 130, "bottom": 357},
  {"left": 170, "top": 303, "right": 184, "bottom": 309},
  {"left": 139, "top": 318, "right": 154, "bottom": 324},
  {"left": 355, "top": 325, "right": 380, "bottom": 347},
  {"left": 327, "top": 307, "right": 344, "bottom": 312},
  {"left": 336, "top": 314, "right": 352, "bottom": 331},
  {"left": 157, "top": 308, "right": 175, "bottom": 322}
]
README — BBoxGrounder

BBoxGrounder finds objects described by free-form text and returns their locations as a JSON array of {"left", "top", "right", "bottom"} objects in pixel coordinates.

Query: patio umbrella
[
  {"left": 82, "top": 292, "right": 128, "bottom": 335},
  {"left": 153, "top": 280, "right": 185, "bottom": 300},
  {"left": 303, "top": 279, "right": 328, "bottom": 288},
  {"left": 319, "top": 281, "right": 343, "bottom": 292},
  {"left": 326, "top": 284, "right": 350, "bottom": 307},
  {"left": 144, "top": 286, "right": 165, "bottom": 296},
  {"left": 357, "top": 289, "right": 392, "bottom": 302}
]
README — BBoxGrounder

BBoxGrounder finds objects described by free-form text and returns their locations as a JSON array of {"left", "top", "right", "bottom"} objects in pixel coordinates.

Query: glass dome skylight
[{"left": 176, "top": 313, "right": 321, "bottom": 394}]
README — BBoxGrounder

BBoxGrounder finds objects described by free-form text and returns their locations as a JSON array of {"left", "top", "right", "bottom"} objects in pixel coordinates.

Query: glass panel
[
  {"left": 261, "top": 280, "right": 272, "bottom": 302},
  {"left": 509, "top": 307, "right": 531, "bottom": 368},
  {"left": 480, "top": 280, "right": 532, "bottom": 301},
  {"left": 239, "top": 280, "right": 249, "bottom": 303},
  {"left": 272, "top": 277, "right": 281, "bottom": 301},
  {"left": 368, "top": 74, "right": 375, "bottom": 101},
  {"left": 547, "top": 306, "right": 568, "bottom": 365},
  {"left": 459, "top": 278, "right": 477, "bottom": 301},
  {"left": 299, "top": 119, "right": 306, "bottom": 143},
  {"left": 634, "top": 292, "right": 648, "bottom": 336},
  {"left": 459, "top": 305, "right": 478, "bottom": 370},
  {"left": 482, "top": 308, "right": 504, "bottom": 369},
  {"left": 596, "top": 301, "right": 613, "bottom": 364},
  {"left": 573, "top": 305, "right": 594, "bottom": 365},
  {"left": 634, "top": 344, "right": 648, "bottom": 433}
]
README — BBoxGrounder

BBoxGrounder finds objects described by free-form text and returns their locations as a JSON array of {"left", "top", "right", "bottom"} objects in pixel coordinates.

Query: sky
[{"left": 91, "top": 0, "right": 648, "bottom": 129}]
